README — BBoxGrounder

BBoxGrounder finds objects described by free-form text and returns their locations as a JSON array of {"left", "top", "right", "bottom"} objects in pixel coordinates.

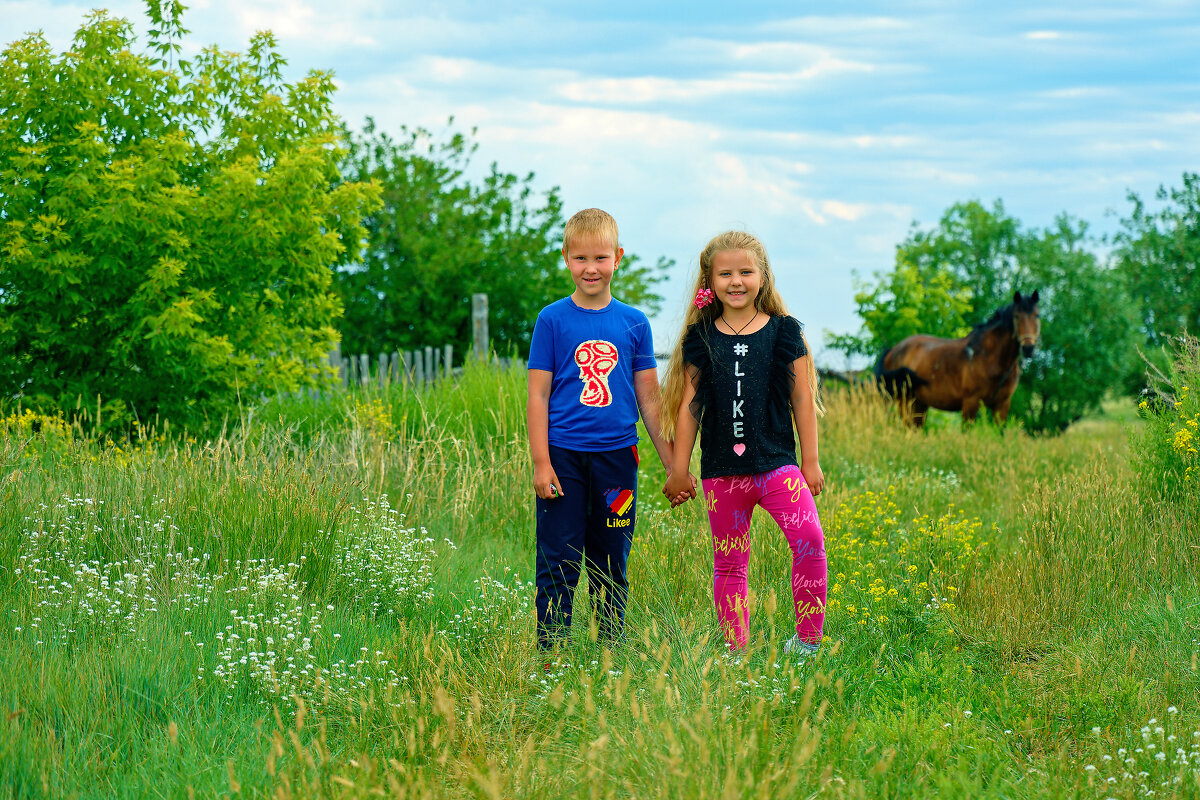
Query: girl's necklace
[{"left": 721, "top": 311, "right": 759, "bottom": 336}]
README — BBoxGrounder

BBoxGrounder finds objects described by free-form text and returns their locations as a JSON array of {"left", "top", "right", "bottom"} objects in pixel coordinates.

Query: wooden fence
[
  {"left": 326, "top": 293, "right": 494, "bottom": 389},
  {"left": 330, "top": 344, "right": 457, "bottom": 389}
]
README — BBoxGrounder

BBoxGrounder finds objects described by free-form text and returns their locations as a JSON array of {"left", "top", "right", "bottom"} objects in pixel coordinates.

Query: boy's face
[{"left": 563, "top": 234, "right": 623, "bottom": 306}]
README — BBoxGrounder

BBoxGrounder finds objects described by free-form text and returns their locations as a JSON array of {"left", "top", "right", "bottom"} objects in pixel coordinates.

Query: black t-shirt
[{"left": 682, "top": 315, "right": 808, "bottom": 479}]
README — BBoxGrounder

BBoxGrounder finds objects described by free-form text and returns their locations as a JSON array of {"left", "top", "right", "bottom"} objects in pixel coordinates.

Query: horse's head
[{"left": 1013, "top": 290, "right": 1040, "bottom": 358}]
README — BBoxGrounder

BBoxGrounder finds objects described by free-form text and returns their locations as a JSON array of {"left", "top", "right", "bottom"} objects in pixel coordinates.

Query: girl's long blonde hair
[{"left": 660, "top": 230, "right": 823, "bottom": 439}]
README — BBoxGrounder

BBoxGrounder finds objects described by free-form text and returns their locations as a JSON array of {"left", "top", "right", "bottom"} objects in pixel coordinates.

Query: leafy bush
[
  {"left": 0, "top": 5, "right": 379, "bottom": 433},
  {"left": 1133, "top": 335, "right": 1200, "bottom": 498}
]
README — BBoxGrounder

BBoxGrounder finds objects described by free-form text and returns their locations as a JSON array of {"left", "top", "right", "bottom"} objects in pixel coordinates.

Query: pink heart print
[{"left": 733, "top": 443, "right": 746, "bottom": 456}]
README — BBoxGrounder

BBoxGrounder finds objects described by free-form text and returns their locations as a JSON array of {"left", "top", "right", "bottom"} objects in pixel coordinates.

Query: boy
[{"left": 526, "top": 208, "right": 681, "bottom": 650}]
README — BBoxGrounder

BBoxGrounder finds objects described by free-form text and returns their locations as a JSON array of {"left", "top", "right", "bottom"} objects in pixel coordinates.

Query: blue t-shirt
[{"left": 528, "top": 297, "right": 657, "bottom": 451}]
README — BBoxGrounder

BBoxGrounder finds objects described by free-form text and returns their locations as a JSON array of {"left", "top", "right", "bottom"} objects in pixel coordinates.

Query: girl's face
[{"left": 709, "top": 249, "right": 762, "bottom": 312}]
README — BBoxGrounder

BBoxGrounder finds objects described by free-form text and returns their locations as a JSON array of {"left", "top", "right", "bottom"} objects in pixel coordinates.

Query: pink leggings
[{"left": 702, "top": 465, "right": 826, "bottom": 649}]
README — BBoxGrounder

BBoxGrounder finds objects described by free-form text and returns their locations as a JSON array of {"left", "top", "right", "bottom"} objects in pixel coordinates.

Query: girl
[{"left": 662, "top": 231, "right": 827, "bottom": 656}]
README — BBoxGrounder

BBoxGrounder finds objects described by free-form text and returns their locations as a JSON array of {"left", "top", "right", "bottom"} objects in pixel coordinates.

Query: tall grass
[{"left": 1, "top": 360, "right": 1198, "bottom": 798}]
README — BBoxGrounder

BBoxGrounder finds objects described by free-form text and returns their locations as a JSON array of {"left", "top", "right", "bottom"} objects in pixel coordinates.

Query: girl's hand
[
  {"left": 663, "top": 472, "right": 695, "bottom": 506},
  {"left": 672, "top": 486, "right": 695, "bottom": 507},
  {"left": 801, "top": 461, "right": 825, "bottom": 497},
  {"left": 534, "top": 463, "right": 564, "bottom": 500}
]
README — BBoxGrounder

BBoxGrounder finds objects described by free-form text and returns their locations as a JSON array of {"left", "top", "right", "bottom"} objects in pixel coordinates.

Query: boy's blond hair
[{"left": 563, "top": 208, "right": 620, "bottom": 253}]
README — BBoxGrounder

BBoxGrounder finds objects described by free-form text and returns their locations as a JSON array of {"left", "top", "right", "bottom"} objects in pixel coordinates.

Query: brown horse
[{"left": 874, "top": 290, "right": 1041, "bottom": 426}]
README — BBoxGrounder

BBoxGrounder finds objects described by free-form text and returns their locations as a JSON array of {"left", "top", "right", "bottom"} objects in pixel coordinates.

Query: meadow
[{"left": 1, "top": 358, "right": 1198, "bottom": 799}]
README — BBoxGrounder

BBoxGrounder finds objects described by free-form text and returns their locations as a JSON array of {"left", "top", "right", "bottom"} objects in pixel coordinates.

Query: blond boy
[{"left": 526, "top": 208, "right": 676, "bottom": 649}]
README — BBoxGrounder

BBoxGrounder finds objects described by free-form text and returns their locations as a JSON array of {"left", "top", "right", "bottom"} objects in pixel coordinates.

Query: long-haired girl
[{"left": 662, "top": 230, "right": 827, "bottom": 656}]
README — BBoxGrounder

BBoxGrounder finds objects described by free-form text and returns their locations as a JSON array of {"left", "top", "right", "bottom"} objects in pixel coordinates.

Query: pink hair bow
[{"left": 693, "top": 287, "right": 715, "bottom": 309}]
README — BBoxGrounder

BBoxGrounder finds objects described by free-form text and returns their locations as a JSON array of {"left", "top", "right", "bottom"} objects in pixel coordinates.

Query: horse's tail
[{"left": 873, "top": 347, "right": 927, "bottom": 398}]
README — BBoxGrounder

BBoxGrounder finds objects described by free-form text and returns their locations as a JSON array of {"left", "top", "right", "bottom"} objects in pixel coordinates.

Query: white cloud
[
  {"left": 763, "top": 16, "right": 911, "bottom": 36},
  {"left": 1035, "top": 87, "right": 1116, "bottom": 100},
  {"left": 1018, "top": 4, "right": 1190, "bottom": 24},
  {"left": 727, "top": 41, "right": 844, "bottom": 62},
  {"left": 424, "top": 57, "right": 477, "bottom": 83},
  {"left": 895, "top": 164, "right": 980, "bottom": 188},
  {"left": 821, "top": 200, "right": 870, "bottom": 222},
  {"left": 234, "top": 0, "right": 375, "bottom": 47},
  {"left": 736, "top": 129, "right": 926, "bottom": 155},
  {"left": 848, "top": 134, "right": 922, "bottom": 149},
  {"left": 1157, "top": 110, "right": 1200, "bottom": 126},
  {"left": 559, "top": 60, "right": 875, "bottom": 105},
  {"left": 477, "top": 103, "right": 715, "bottom": 150}
]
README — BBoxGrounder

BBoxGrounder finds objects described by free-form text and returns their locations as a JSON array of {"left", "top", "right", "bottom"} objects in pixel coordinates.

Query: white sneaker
[{"left": 783, "top": 635, "right": 820, "bottom": 658}]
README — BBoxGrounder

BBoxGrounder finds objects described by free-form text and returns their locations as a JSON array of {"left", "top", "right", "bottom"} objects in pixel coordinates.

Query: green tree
[
  {"left": 829, "top": 201, "right": 1135, "bottom": 432},
  {"left": 336, "top": 122, "right": 668, "bottom": 360},
  {"left": 825, "top": 261, "right": 973, "bottom": 359},
  {"left": 0, "top": 3, "right": 379, "bottom": 431},
  {"left": 1113, "top": 172, "right": 1200, "bottom": 387},
  {"left": 899, "top": 199, "right": 1025, "bottom": 307},
  {"left": 1009, "top": 216, "right": 1138, "bottom": 431}
]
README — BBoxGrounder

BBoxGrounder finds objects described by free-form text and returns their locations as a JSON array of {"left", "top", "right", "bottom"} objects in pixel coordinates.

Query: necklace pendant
[{"left": 721, "top": 311, "right": 759, "bottom": 337}]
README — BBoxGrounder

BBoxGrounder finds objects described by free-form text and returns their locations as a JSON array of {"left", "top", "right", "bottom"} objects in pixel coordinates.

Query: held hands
[
  {"left": 663, "top": 470, "right": 698, "bottom": 508},
  {"left": 802, "top": 460, "right": 825, "bottom": 497},
  {"left": 533, "top": 462, "right": 564, "bottom": 500}
]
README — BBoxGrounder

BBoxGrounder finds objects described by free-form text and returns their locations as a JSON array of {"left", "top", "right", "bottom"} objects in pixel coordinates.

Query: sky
[{"left": 4, "top": 1, "right": 1199, "bottom": 366}]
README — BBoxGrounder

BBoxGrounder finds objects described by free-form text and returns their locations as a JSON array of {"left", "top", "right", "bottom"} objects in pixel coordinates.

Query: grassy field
[{"left": 1, "top": 362, "right": 1198, "bottom": 799}]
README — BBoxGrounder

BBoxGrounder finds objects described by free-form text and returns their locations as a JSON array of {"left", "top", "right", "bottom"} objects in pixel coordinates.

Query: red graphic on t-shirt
[{"left": 575, "top": 340, "right": 619, "bottom": 407}]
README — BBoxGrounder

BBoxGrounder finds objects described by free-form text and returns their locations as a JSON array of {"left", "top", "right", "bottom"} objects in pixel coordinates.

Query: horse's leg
[
  {"left": 912, "top": 400, "right": 929, "bottom": 429},
  {"left": 961, "top": 395, "right": 982, "bottom": 424},
  {"left": 992, "top": 396, "right": 1012, "bottom": 426}
]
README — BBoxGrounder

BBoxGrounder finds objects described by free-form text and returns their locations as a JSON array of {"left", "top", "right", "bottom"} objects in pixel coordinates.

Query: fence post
[
  {"left": 472, "top": 293, "right": 489, "bottom": 361},
  {"left": 401, "top": 350, "right": 412, "bottom": 385},
  {"left": 424, "top": 346, "right": 434, "bottom": 385},
  {"left": 414, "top": 350, "right": 425, "bottom": 385},
  {"left": 378, "top": 353, "right": 388, "bottom": 389},
  {"left": 330, "top": 343, "right": 346, "bottom": 388},
  {"left": 359, "top": 354, "right": 369, "bottom": 387},
  {"left": 390, "top": 351, "right": 400, "bottom": 384},
  {"left": 444, "top": 344, "right": 453, "bottom": 378}
]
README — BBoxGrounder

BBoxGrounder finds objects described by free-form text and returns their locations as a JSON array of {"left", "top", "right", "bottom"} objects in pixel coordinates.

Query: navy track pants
[{"left": 535, "top": 444, "right": 639, "bottom": 650}]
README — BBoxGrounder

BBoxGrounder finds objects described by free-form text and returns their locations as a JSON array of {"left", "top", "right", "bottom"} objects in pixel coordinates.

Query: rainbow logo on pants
[{"left": 605, "top": 488, "right": 634, "bottom": 516}]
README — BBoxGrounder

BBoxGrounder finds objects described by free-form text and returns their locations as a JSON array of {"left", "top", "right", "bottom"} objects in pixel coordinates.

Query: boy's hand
[
  {"left": 534, "top": 463, "right": 564, "bottom": 500},
  {"left": 801, "top": 461, "right": 825, "bottom": 497}
]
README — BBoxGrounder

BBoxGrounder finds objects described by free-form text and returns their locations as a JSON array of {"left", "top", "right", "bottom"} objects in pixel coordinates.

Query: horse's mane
[{"left": 965, "top": 303, "right": 1014, "bottom": 349}]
